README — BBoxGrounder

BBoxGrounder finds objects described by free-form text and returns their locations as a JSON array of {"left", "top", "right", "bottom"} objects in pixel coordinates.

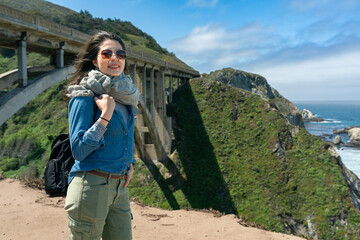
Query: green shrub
[{"left": 0, "top": 157, "right": 19, "bottom": 171}]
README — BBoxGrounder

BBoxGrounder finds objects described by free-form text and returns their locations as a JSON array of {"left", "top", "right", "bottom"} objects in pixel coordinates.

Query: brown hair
[{"left": 70, "top": 31, "right": 127, "bottom": 85}]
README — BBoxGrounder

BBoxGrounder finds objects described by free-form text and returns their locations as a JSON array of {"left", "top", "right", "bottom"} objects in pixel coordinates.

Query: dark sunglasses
[{"left": 100, "top": 49, "right": 126, "bottom": 60}]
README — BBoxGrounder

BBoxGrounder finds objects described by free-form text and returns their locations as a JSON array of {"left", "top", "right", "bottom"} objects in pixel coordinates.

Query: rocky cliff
[
  {"left": 301, "top": 109, "right": 324, "bottom": 122},
  {"left": 140, "top": 72, "right": 360, "bottom": 239},
  {"left": 205, "top": 68, "right": 304, "bottom": 127}
]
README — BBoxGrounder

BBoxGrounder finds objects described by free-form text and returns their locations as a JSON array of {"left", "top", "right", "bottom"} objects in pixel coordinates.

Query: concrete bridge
[{"left": 0, "top": 4, "right": 200, "bottom": 164}]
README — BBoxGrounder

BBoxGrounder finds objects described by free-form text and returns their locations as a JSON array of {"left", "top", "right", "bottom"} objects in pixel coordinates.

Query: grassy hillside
[
  {"left": 1, "top": 72, "right": 360, "bottom": 239},
  {"left": 0, "top": 0, "right": 77, "bottom": 19},
  {"left": 0, "top": 81, "right": 68, "bottom": 178},
  {"left": 0, "top": 52, "right": 49, "bottom": 74},
  {"left": 131, "top": 77, "right": 360, "bottom": 239}
]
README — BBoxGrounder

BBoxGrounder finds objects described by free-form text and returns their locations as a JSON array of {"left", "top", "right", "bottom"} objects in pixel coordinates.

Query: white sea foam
[
  {"left": 337, "top": 148, "right": 360, "bottom": 178},
  {"left": 317, "top": 120, "right": 333, "bottom": 124},
  {"left": 332, "top": 120, "right": 342, "bottom": 123},
  {"left": 312, "top": 119, "right": 342, "bottom": 124},
  {"left": 318, "top": 121, "right": 331, "bottom": 124}
]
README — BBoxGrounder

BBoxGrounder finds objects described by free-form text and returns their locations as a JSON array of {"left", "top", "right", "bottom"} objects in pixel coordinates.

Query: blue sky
[{"left": 46, "top": 0, "right": 360, "bottom": 101}]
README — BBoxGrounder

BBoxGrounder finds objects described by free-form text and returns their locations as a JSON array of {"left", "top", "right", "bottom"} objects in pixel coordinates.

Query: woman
[{"left": 65, "top": 31, "right": 140, "bottom": 240}]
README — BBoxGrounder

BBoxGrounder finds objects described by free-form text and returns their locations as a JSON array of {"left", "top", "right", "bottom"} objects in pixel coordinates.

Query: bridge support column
[
  {"left": 152, "top": 69, "right": 171, "bottom": 158},
  {"left": 56, "top": 46, "right": 64, "bottom": 68},
  {"left": 142, "top": 64, "right": 147, "bottom": 105},
  {"left": 169, "top": 75, "right": 173, "bottom": 103},
  {"left": 132, "top": 62, "right": 137, "bottom": 84},
  {"left": 150, "top": 67, "right": 155, "bottom": 119},
  {"left": 17, "top": 39, "right": 27, "bottom": 87},
  {"left": 161, "top": 71, "right": 166, "bottom": 118},
  {"left": 161, "top": 72, "right": 172, "bottom": 155}
]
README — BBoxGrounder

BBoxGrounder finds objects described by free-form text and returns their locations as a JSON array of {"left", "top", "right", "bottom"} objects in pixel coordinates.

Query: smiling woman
[
  {"left": 92, "top": 39, "right": 126, "bottom": 77},
  {"left": 65, "top": 31, "right": 140, "bottom": 240}
]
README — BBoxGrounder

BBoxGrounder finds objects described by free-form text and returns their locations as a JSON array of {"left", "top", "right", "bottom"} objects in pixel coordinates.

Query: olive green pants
[{"left": 65, "top": 172, "right": 132, "bottom": 240}]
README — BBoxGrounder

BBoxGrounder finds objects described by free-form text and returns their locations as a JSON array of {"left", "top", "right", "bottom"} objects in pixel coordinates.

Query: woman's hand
[
  {"left": 124, "top": 163, "right": 134, "bottom": 188},
  {"left": 94, "top": 94, "right": 115, "bottom": 126}
]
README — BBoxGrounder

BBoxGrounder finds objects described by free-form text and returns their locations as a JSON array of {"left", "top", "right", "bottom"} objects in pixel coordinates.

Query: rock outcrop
[
  {"left": 333, "top": 126, "right": 360, "bottom": 134},
  {"left": 333, "top": 135, "right": 343, "bottom": 145},
  {"left": 348, "top": 127, "right": 360, "bottom": 145},
  {"left": 207, "top": 68, "right": 304, "bottom": 127},
  {"left": 301, "top": 109, "right": 324, "bottom": 122},
  {"left": 333, "top": 126, "right": 360, "bottom": 146},
  {"left": 210, "top": 68, "right": 275, "bottom": 100},
  {"left": 333, "top": 127, "right": 351, "bottom": 134}
]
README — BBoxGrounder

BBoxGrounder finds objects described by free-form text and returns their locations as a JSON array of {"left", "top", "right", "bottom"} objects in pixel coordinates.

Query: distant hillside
[{"left": 0, "top": 0, "right": 77, "bottom": 19}]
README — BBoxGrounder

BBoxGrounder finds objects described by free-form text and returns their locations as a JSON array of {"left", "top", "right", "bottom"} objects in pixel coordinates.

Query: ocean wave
[
  {"left": 316, "top": 120, "right": 341, "bottom": 124},
  {"left": 326, "top": 119, "right": 342, "bottom": 123}
]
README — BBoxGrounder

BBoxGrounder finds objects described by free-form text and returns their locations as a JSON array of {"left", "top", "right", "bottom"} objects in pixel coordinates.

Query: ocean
[{"left": 294, "top": 101, "right": 360, "bottom": 178}]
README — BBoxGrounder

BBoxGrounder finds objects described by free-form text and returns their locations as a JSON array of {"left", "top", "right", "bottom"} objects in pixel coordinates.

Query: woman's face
[{"left": 92, "top": 39, "right": 125, "bottom": 77}]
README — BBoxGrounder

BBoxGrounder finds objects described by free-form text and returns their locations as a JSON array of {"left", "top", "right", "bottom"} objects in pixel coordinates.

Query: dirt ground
[{"left": 0, "top": 178, "right": 305, "bottom": 240}]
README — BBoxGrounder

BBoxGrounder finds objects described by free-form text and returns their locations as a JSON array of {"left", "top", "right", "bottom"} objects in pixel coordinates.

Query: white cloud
[
  {"left": 251, "top": 50, "right": 360, "bottom": 84},
  {"left": 171, "top": 24, "right": 227, "bottom": 54},
  {"left": 186, "top": 0, "right": 218, "bottom": 8},
  {"left": 176, "top": 22, "right": 273, "bottom": 52},
  {"left": 246, "top": 48, "right": 360, "bottom": 101},
  {"left": 167, "top": 11, "right": 360, "bottom": 100},
  {"left": 169, "top": 23, "right": 277, "bottom": 69}
]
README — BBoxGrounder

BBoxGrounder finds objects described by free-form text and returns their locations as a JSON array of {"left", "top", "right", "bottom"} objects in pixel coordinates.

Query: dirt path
[{"left": 0, "top": 178, "right": 305, "bottom": 240}]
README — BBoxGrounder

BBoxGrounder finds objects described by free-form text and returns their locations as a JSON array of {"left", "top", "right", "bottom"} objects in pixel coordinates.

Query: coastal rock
[
  {"left": 333, "top": 128, "right": 350, "bottom": 134},
  {"left": 301, "top": 109, "right": 315, "bottom": 119},
  {"left": 333, "top": 126, "right": 360, "bottom": 134},
  {"left": 333, "top": 135, "right": 343, "bottom": 145},
  {"left": 209, "top": 68, "right": 304, "bottom": 127},
  {"left": 275, "top": 99, "right": 303, "bottom": 127},
  {"left": 212, "top": 68, "right": 275, "bottom": 100},
  {"left": 301, "top": 109, "right": 324, "bottom": 122},
  {"left": 348, "top": 128, "right": 360, "bottom": 145}
]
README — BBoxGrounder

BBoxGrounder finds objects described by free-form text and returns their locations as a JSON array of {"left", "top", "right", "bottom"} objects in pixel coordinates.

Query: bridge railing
[
  {"left": 0, "top": 4, "right": 88, "bottom": 42},
  {"left": 127, "top": 49, "right": 198, "bottom": 76},
  {"left": 0, "top": 5, "right": 35, "bottom": 24}
]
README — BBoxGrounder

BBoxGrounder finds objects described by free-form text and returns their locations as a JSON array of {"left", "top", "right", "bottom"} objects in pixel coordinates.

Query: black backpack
[{"left": 44, "top": 133, "right": 74, "bottom": 196}]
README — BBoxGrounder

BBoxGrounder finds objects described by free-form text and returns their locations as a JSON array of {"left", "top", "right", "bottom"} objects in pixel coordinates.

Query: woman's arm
[
  {"left": 68, "top": 96, "right": 106, "bottom": 161},
  {"left": 68, "top": 95, "right": 116, "bottom": 161}
]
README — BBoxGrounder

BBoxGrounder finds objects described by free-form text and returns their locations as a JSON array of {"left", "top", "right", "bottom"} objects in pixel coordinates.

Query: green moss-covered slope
[
  {"left": 1, "top": 70, "right": 360, "bottom": 238},
  {"left": 0, "top": 81, "right": 68, "bottom": 178},
  {"left": 130, "top": 76, "right": 360, "bottom": 239},
  {"left": 205, "top": 68, "right": 304, "bottom": 127}
]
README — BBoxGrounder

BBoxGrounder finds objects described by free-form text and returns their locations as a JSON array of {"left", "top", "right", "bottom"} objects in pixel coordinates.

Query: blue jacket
[{"left": 68, "top": 96, "right": 136, "bottom": 183}]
